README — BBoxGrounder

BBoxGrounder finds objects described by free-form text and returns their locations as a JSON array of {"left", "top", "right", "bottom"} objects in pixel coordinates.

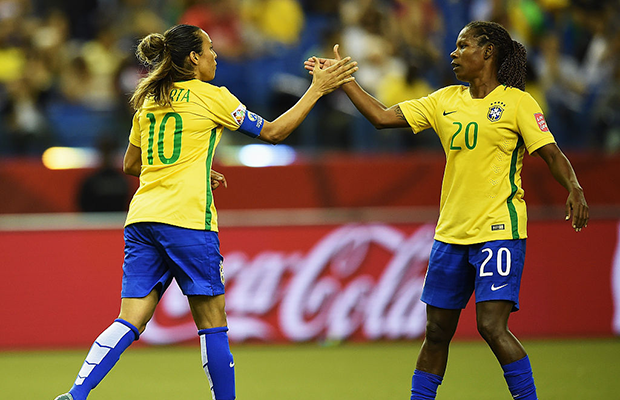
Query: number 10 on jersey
[{"left": 146, "top": 112, "right": 183, "bottom": 165}]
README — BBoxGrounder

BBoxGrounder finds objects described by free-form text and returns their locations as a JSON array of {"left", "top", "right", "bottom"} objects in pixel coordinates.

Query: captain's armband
[{"left": 236, "top": 109, "right": 265, "bottom": 138}]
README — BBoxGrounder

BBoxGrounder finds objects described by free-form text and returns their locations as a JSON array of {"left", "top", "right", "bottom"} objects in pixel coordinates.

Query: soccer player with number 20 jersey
[{"left": 306, "top": 20, "right": 589, "bottom": 400}]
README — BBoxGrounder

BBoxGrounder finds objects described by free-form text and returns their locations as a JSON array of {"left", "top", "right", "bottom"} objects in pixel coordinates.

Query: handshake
[{"left": 303, "top": 44, "right": 358, "bottom": 96}]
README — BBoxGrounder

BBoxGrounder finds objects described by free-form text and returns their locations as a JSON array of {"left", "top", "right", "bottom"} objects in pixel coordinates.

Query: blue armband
[{"left": 237, "top": 109, "right": 264, "bottom": 138}]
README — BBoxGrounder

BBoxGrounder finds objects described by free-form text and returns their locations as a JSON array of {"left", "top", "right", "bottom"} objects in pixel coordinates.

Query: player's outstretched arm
[
  {"left": 258, "top": 56, "right": 357, "bottom": 144},
  {"left": 304, "top": 44, "right": 410, "bottom": 130},
  {"left": 535, "top": 143, "right": 589, "bottom": 231}
]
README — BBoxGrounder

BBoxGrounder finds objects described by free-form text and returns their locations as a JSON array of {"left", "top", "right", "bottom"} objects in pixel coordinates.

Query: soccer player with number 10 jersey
[{"left": 53, "top": 24, "right": 357, "bottom": 400}]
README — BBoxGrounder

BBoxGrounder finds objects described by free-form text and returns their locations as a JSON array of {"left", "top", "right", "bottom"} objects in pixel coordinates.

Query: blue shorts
[
  {"left": 121, "top": 223, "right": 225, "bottom": 298},
  {"left": 421, "top": 239, "right": 526, "bottom": 311}
]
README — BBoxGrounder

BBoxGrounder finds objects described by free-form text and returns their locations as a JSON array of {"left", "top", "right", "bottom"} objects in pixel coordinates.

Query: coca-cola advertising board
[{"left": 1, "top": 218, "right": 619, "bottom": 349}]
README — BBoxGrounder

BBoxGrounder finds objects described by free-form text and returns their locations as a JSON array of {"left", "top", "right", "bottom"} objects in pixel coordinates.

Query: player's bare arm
[
  {"left": 393, "top": 105, "right": 407, "bottom": 122},
  {"left": 534, "top": 142, "right": 589, "bottom": 231},
  {"left": 123, "top": 143, "right": 142, "bottom": 177},
  {"left": 304, "top": 44, "right": 409, "bottom": 130}
]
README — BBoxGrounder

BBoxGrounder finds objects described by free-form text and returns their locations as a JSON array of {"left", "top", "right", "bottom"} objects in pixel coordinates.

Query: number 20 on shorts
[{"left": 479, "top": 247, "right": 511, "bottom": 277}]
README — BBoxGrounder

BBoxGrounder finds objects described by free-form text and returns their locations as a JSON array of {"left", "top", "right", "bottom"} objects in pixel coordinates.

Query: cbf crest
[{"left": 487, "top": 101, "right": 506, "bottom": 122}]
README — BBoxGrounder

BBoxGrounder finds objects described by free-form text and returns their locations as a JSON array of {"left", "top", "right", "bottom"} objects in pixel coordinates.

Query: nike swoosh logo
[
  {"left": 443, "top": 110, "right": 457, "bottom": 116},
  {"left": 491, "top": 283, "right": 508, "bottom": 291},
  {"left": 229, "top": 362, "right": 235, "bottom": 368}
]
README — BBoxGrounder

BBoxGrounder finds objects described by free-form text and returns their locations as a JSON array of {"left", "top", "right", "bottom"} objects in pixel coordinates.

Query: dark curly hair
[{"left": 464, "top": 21, "right": 527, "bottom": 90}]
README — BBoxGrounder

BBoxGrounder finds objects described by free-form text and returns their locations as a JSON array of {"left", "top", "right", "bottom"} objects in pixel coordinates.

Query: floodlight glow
[
  {"left": 238, "top": 144, "right": 296, "bottom": 167},
  {"left": 42, "top": 147, "right": 98, "bottom": 170}
]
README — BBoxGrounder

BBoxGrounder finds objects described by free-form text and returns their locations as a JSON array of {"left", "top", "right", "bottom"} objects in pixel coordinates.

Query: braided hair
[
  {"left": 464, "top": 21, "right": 527, "bottom": 90},
  {"left": 130, "top": 24, "right": 204, "bottom": 110}
]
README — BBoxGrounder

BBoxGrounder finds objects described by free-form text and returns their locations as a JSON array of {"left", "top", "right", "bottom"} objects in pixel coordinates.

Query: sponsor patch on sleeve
[
  {"left": 231, "top": 104, "right": 247, "bottom": 126},
  {"left": 534, "top": 113, "right": 549, "bottom": 132}
]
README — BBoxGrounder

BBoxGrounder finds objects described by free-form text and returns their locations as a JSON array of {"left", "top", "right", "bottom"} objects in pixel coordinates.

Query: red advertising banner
[
  {"left": 2, "top": 152, "right": 620, "bottom": 214},
  {"left": 1, "top": 218, "right": 618, "bottom": 349}
]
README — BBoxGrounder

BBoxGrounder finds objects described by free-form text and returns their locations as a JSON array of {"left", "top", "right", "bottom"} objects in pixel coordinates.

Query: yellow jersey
[
  {"left": 125, "top": 79, "right": 258, "bottom": 231},
  {"left": 399, "top": 85, "right": 556, "bottom": 244}
]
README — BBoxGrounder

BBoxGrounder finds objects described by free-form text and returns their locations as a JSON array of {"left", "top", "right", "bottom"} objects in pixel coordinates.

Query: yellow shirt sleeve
[
  {"left": 515, "top": 92, "right": 556, "bottom": 154},
  {"left": 398, "top": 88, "right": 443, "bottom": 133},
  {"left": 128, "top": 112, "right": 141, "bottom": 147},
  {"left": 196, "top": 85, "right": 246, "bottom": 132}
]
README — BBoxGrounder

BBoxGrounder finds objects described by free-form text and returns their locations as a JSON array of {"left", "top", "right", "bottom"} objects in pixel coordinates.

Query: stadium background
[{"left": 1, "top": 0, "right": 620, "bottom": 399}]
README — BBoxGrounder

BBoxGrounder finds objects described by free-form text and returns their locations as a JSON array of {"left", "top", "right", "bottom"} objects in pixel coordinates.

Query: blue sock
[
  {"left": 411, "top": 369, "right": 443, "bottom": 400},
  {"left": 69, "top": 319, "right": 139, "bottom": 400},
  {"left": 199, "top": 327, "right": 235, "bottom": 400},
  {"left": 502, "top": 355, "right": 538, "bottom": 400}
]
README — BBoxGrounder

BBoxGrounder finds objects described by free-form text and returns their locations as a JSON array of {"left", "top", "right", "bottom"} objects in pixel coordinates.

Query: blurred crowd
[{"left": 1, "top": 0, "right": 620, "bottom": 157}]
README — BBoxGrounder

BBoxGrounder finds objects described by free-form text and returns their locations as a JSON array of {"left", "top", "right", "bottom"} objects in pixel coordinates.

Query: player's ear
[
  {"left": 189, "top": 51, "right": 200, "bottom": 65},
  {"left": 484, "top": 43, "right": 495, "bottom": 60}
]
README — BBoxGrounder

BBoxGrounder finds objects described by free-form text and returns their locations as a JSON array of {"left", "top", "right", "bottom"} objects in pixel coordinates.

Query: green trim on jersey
[
  {"left": 204, "top": 127, "right": 218, "bottom": 230},
  {"left": 507, "top": 136, "right": 525, "bottom": 239}
]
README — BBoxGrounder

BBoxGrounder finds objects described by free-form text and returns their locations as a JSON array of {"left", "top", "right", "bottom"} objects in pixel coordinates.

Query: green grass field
[{"left": 3, "top": 339, "right": 619, "bottom": 399}]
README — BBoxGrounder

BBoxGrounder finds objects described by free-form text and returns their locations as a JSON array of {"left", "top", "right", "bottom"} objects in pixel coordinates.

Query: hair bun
[{"left": 136, "top": 33, "right": 167, "bottom": 66}]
